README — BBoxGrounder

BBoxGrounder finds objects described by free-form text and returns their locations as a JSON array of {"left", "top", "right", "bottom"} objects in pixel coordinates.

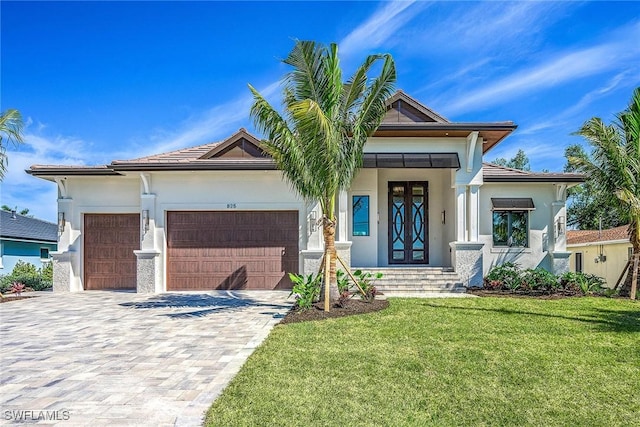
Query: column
[
  {"left": 52, "top": 198, "right": 74, "bottom": 292},
  {"left": 468, "top": 185, "right": 480, "bottom": 242},
  {"left": 455, "top": 185, "right": 467, "bottom": 242},
  {"left": 134, "top": 177, "right": 161, "bottom": 293}
]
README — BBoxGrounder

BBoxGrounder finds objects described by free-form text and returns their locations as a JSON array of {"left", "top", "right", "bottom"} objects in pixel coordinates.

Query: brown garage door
[
  {"left": 167, "top": 211, "right": 298, "bottom": 290},
  {"left": 84, "top": 214, "right": 139, "bottom": 290}
]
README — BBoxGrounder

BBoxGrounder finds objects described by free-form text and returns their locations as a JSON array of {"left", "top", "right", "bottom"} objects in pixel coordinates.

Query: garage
[
  {"left": 167, "top": 211, "right": 298, "bottom": 290},
  {"left": 84, "top": 214, "right": 139, "bottom": 290}
]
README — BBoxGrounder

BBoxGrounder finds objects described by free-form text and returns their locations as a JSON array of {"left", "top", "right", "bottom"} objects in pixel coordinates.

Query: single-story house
[
  {"left": 0, "top": 209, "right": 57, "bottom": 271},
  {"left": 567, "top": 225, "right": 632, "bottom": 287},
  {"left": 27, "top": 91, "right": 583, "bottom": 293}
]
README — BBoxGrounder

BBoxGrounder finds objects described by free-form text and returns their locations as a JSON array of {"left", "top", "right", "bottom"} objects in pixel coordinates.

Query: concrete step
[{"left": 351, "top": 267, "right": 466, "bottom": 295}]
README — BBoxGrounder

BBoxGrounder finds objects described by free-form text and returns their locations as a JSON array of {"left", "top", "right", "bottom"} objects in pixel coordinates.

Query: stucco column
[
  {"left": 468, "top": 185, "right": 480, "bottom": 242},
  {"left": 337, "top": 190, "right": 348, "bottom": 242},
  {"left": 455, "top": 185, "right": 467, "bottom": 242},
  {"left": 335, "top": 190, "right": 352, "bottom": 270},
  {"left": 52, "top": 198, "right": 75, "bottom": 292},
  {"left": 135, "top": 189, "right": 161, "bottom": 293}
]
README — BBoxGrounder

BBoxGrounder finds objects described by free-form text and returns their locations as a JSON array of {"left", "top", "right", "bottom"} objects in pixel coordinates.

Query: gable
[
  {"left": 201, "top": 137, "right": 267, "bottom": 159},
  {"left": 382, "top": 90, "right": 449, "bottom": 124}
]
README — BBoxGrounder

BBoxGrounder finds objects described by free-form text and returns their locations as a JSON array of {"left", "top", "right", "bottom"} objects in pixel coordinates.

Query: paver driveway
[{"left": 0, "top": 291, "right": 292, "bottom": 426}]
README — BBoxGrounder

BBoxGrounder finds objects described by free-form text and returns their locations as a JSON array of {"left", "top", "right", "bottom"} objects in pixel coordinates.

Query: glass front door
[{"left": 388, "top": 182, "right": 428, "bottom": 264}]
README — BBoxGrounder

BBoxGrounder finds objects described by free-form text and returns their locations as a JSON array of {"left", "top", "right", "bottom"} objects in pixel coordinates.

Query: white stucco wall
[
  {"left": 348, "top": 168, "right": 455, "bottom": 267},
  {"left": 57, "top": 171, "right": 308, "bottom": 291},
  {"left": 479, "top": 183, "right": 563, "bottom": 274},
  {"left": 568, "top": 241, "right": 632, "bottom": 287}
]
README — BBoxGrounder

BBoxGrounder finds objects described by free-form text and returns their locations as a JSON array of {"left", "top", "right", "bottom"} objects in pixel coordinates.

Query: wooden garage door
[
  {"left": 84, "top": 214, "right": 139, "bottom": 290},
  {"left": 167, "top": 211, "right": 298, "bottom": 290}
]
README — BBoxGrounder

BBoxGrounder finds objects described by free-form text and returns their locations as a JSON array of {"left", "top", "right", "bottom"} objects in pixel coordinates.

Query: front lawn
[{"left": 206, "top": 297, "right": 640, "bottom": 426}]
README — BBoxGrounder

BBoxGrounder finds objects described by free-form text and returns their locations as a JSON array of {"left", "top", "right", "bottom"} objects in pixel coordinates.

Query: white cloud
[
  {"left": 1, "top": 130, "right": 95, "bottom": 222},
  {"left": 340, "top": 0, "right": 425, "bottom": 56},
  {"left": 517, "top": 69, "right": 638, "bottom": 136},
  {"left": 443, "top": 22, "right": 640, "bottom": 115}
]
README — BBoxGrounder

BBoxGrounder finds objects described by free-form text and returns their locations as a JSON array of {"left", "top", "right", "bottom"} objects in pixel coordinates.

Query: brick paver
[{"left": 0, "top": 291, "right": 292, "bottom": 426}]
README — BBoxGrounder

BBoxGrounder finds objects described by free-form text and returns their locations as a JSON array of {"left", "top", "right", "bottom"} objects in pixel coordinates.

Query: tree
[
  {"left": 570, "top": 87, "right": 640, "bottom": 299},
  {"left": 1, "top": 205, "right": 31, "bottom": 217},
  {"left": 249, "top": 40, "right": 396, "bottom": 310},
  {"left": 492, "top": 149, "right": 531, "bottom": 171},
  {"left": 0, "top": 109, "right": 25, "bottom": 181},
  {"left": 563, "top": 144, "right": 626, "bottom": 230}
]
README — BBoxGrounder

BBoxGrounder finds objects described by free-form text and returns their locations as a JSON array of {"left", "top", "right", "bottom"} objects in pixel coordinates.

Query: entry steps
[{"left": 351, "top": 267, "right": 466, "bottom": 296}]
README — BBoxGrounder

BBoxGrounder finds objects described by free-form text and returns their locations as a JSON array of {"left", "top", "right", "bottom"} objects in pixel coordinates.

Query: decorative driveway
[{"left": 0, "top": 291, "right": 292, "bottom": 426}]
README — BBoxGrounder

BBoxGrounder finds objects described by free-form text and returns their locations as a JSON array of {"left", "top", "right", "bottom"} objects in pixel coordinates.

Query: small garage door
[
  {"left": 84, "top": 214, "right": 139, "bottom": 290},
  {"left": 167, "top": 211, "right": 298, "bottom": 290}
]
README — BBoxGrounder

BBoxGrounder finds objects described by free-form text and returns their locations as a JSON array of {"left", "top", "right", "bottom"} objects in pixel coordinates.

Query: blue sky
[{"left": 2, "top": 1, "right": 639, "bottom": 222}]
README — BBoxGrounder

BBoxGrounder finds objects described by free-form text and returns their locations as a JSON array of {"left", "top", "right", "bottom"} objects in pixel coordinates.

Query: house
[
  {"left": 27, "top": 91, "right": 583, "bottom": 293},
  {"left": 567, "top": 225, "right": 632, "bottom": 287},
  {"left": 0, "top": 209, "right": 57, "bottom": 271}
]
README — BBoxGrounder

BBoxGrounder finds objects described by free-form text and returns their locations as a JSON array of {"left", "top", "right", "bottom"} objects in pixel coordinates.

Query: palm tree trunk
[{"left": 322, "top": 216, "right": 340, "bottom": 310}]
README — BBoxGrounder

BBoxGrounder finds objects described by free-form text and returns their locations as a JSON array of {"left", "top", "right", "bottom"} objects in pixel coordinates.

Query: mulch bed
[
  {"left": 0, "top": 295, "right": 38, "bottom": 303},
  {"left": 281, "top": 298, "right": 389, "bottom": 324}
]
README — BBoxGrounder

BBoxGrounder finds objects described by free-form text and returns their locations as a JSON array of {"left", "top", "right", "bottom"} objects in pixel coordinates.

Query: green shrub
[
  {"left": 352, "top": 270, "right": 382, "bottom": 302},
  {"left": 484, "top": 262, "right": 521, "bottom": 290},
  {"left": 336, "top": 270, "right": 351, "bottom": 294},
  {"left": 560, "top": 271, "right": 605, "bottom": 295},
  {"left": 0, "top": 261, "right": 53, "bottom": 292},
  {"left": 521, "top": 268, "right": 559, "bottom": 292},
  {"left": 288, "top": 273, "right": 321, "bottom": 310}
]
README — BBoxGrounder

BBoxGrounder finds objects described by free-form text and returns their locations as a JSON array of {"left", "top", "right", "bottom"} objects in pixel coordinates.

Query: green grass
[{"left": 205, "top": 297, "right": 640, "bottom": 426}]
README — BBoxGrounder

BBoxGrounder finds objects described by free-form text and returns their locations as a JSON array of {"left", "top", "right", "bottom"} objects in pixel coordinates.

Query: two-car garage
[{"left": 83, "top": 211, "right": 299, "bottom": 291}]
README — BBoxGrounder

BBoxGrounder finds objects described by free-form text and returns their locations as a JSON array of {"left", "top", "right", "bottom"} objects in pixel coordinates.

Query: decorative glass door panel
[{"left": 388, "top": 182, "right": 428, "bottom": 264}]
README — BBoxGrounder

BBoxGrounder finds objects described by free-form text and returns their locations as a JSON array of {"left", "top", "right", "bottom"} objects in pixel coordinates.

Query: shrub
[
  {"left": 484, "top": 262, "right": 521, "bottom": 291},
  {"left": 560, "top": 272, "right": 605, "bottom": 295},
  {"left": 336, "top": 270, "right": 351, "bottom": 294},
  {"left": 288, "top": 273, "right": 321, "bottom": 311},
  {"left": 0, "top": 261, "right": 53, "bottom": 292},
  {"left": 11, "top": 282, "right": 25, "bottom": 296},
  {"left": 521, "top": 268, "right": 559, "bottom": 292},
  {"left": 352, "top": 270, "right": 382, "bottom": 302}
]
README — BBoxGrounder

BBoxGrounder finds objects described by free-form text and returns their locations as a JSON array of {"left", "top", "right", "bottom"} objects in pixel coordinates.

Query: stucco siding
[
  {"left": 568, "top": 241, "right": 633, "bottom": 287},
  {"left": 480, "top": 183, "right": 558, "bottom": 274}
]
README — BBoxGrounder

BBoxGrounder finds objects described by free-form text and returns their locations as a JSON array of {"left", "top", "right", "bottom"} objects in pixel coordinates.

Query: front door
[{"left": 388, "top": 182, "right": 428, "bottom": 264}]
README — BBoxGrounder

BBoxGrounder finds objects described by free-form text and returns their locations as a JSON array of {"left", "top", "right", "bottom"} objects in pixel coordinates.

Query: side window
[
  {"left": 40, "top": 247, "right": 50, "bottom": 260},
  {"left": 492, "top": 210, "right": 529, "bottom": 247},
  {"left": 352, "top": 195, "right": 370, "bottom": 236}
]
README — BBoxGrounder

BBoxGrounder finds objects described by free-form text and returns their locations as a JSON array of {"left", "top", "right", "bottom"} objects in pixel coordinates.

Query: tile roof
[
  {"left": 0, "top": 210, "right": 58, "bottom": 243},
  {"left": 483, "top": 163, "right": 584, "bottom": 182},
  {"left": 567, "top": 225, "right": 630, "bottom": 245}
]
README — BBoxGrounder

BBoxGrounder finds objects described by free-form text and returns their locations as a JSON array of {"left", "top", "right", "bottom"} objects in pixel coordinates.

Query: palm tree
[
  {"left": 249, "top": 40, "right": 396, "bottom": 310},
  {"left": 0, "top": 109, "right": 25, "bottom": 181},
  {"left": 570, "top": 87, "right": 640, "bottom": 299}
]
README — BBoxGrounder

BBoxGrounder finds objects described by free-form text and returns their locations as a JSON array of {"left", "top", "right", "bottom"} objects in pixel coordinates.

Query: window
[
  {"left": 575, "top": 252, "right": 583, "bottom": 273},
  {"left": 492, "top": 211, "right": 529, "bottom": 247},
  {"left": 352, "top": 195, "right": 370, "bottom": 236},
  {"left": 40, "top": 248, "right": 50, "bottom": 260}
]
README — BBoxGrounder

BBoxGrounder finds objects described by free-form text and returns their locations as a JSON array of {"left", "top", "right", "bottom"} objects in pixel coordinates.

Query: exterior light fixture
[
  {"left": 441, "top": 210, "right": 446, "bottom": 225},
  {"left": 309, "top": 211, "right": 318, "bottom": 233},
  {"left": 142, "top": 210, "right": 150, "bottom": 233},
  {"left": 58, "top": 212, "right": 65, "bottom": 233}
]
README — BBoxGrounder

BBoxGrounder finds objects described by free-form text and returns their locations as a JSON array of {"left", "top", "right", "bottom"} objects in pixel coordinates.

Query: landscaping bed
[{"left": 280, "top": 298, "right": 389, "bottom": 324}]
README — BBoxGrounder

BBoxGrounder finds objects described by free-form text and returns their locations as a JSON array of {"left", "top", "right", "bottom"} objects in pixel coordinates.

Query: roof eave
[
  {"left": 484, "top": 176, "right": 585, "bottom": 183},
  {"left": 109, "top": 160, "right": 278, "bottom": 171}
]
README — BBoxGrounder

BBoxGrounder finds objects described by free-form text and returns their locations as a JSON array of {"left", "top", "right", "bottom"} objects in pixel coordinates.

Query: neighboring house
[
  {"left": 27, "top": 91, "right": 583, "bottom": 293},
  {"left": 0, "top": 209, "right": 57, "bottom": 272},
  {"left": 567, "top": 225, "right": 632, "bottom": 287}
]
